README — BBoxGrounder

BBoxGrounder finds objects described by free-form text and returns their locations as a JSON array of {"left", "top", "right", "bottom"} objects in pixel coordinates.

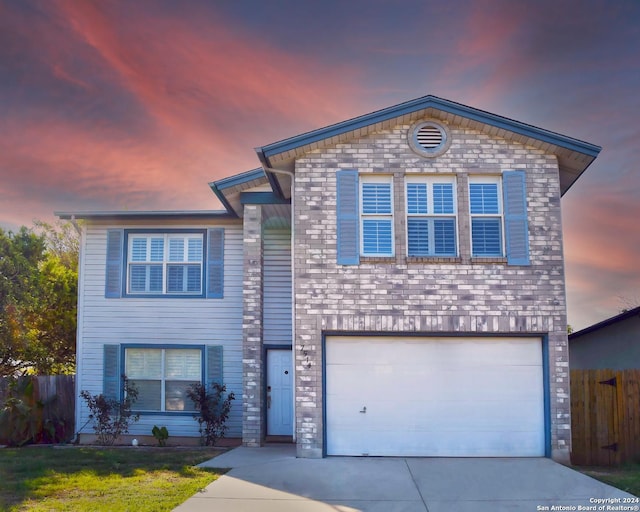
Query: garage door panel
[
  {"left": 330, "top": 427, "right": 544, "bottom": 457},
  {"left": 326, "top": 336, "right": 545, "bottom": 457},
  {"left": 327, "top": 336, "right": 542, "bottom": 367}
]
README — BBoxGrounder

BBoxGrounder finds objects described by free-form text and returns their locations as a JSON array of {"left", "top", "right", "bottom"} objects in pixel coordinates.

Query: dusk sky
[{"left": 0, "top": 0, "right": 638, "bottom": 330}]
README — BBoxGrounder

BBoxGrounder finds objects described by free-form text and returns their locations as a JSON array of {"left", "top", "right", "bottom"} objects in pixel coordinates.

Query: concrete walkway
[{"left": 174, "top": 445, "right": 637, "bottom": 511}]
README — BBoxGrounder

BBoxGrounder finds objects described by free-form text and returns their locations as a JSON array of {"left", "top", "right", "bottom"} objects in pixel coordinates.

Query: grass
[
  {"left": 577, "top": 464, "right": 640, "bottom": 497},
  {"left": 0, "top": 446, "right": 227, "bottom": 511}
]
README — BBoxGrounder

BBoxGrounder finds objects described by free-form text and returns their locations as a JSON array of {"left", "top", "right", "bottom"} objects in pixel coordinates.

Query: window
[
  {"left": 406, "top": 176, "right": 457, "bottom": 256},
  {"left": 469, "top": 176, "right": 503, "bottom": 257},
  {"left": 360, "top": 176, "right": 394, "bottom": 256},
  {"left": 127, "top": 232, "right": 204, "bottom": 295},
  {"left": 125, "top": 347, "right": 202, "bottom": 412}
]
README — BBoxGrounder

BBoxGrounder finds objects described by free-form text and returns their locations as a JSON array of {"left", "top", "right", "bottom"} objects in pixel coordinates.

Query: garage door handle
[{"left": 359, "top": 406, "right": 366, "bottom": 414}]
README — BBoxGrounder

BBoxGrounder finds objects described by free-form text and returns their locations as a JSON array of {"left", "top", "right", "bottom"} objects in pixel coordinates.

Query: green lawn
[
  {"left": 578, "top": 464, "right": 640, "bottom": 497},
  {"left": 0, "top": 446, "right": 227, "bottom": 511}
]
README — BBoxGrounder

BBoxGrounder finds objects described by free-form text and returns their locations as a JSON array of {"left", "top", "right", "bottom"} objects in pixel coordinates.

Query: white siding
[
  {"left": 76, "top": 221, "right": 244, "bottom": 438},
  {"left": 263, "top": 229, "right": 292, "bottom": 345}
]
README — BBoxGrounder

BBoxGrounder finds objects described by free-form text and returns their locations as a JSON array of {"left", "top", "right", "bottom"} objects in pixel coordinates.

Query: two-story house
[{"left": 58, "top": 95, "right": 600, "bottom": 463}]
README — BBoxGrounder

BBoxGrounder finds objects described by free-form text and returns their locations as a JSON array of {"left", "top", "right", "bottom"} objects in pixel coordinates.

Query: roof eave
[{"left": 56, "top": 210, "right": 234, "bottom": 221}]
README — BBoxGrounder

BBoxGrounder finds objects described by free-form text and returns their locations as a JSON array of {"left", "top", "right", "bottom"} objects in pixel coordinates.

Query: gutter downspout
[{"left": 262, "top": 166, "right": 296, "bottom": 443}]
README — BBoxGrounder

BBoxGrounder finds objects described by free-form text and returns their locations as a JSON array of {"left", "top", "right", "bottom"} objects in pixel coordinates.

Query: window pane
[
  {"left": 126, "top": 348, "right": 162, "bottom": 379},
  {"left": 186, "top": 265, "right": 201, "bottom": 292},
  {"left": 470, "top": 183, "right": 499, "bottom": 214},
  {"left": 129, "top": 265, "right": 146, "bottom": 292},
  {"left": 434, "top": 219, "right": 456, "bottom": 255},
  {"left": 362, "top": 183, "right": 392, "bottom": 214},
  {"left": 169, "top": 238, "right": 184, "bottom": 262},
  {"left": 130, "top": 380, "right": 161, "bottom": 411},
  {"left": 407, "top": 218, "right": 429, "bottom": 256},
  {"left": 165, "top": 349, "right": 201, "bottom": 379},
  {"left": 362, "top": 219, "right": 392, "bottom": 255},
  {"left": 407, "top": 183, "right": 428, "bottom": 214},
  {"left": 165, "top": 381, "right": 198, "bottom": 411},
  {"left": 149, "top": 265, "right": 163, "bottom": 292},
  {"left": 129, "top": 264, "right": 162, "bottom": 293},
  {"left": 188, "top": 238, "right": 203, "bottom": 262},
  {"left": 131, "top": 238, "right": 147, "bottom": 261},
  {"left": 150, "top": 238, "right": 164, "bottom": 261},
  {"left": 433, "top": 183, "right": 454, "bottom": 214},
  {"left": 471, "top": 218, "right": 502, "bottom": 256},
  {"left": 167, "top": 265, "right": 184, "bottom": 292}
]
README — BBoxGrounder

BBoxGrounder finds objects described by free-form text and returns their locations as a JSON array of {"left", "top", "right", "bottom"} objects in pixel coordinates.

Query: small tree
[
  {"left": 80, "top": 378, "right": 139, "bottom": 446},
  {"left": 186, "top": 382, "right": 235, "bottom": 446}
]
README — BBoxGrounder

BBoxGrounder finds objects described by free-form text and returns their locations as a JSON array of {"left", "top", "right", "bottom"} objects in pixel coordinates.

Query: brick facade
[
  {"left": 291, "top": 119, "right": 571, "bottom": 461},
  {"left": 242, "top": 204, "right": 264, "bottom": 446}
]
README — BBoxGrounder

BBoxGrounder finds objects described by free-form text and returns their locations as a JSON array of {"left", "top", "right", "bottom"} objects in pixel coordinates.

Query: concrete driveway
[{"left": 174, "top": 445, "right": 637, "bottom": 512}]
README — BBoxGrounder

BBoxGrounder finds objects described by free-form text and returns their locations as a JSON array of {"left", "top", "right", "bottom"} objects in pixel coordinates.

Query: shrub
[
  {"left": 80, "top": 377, "right": 139, "bottom": 446},
  {"left": 0, "top": 376, "right": 68, "bottom": 446},
  {"left": 0, "top": 377, "right": 43, "bottom": 446},
  {"left": 152, "top": 425, "right": 169, "bottom": 447},
  {"left": 186, "top": 382, "right": 235, "bottom": 446}
]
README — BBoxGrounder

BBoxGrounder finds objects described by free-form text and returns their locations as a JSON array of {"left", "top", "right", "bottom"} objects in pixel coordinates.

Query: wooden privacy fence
[
  {"left": 0, "top": 375, "right": 75, "bottom": 444},
  {"left": 571, "top": 369, "right": 640, "bottom": 466}
]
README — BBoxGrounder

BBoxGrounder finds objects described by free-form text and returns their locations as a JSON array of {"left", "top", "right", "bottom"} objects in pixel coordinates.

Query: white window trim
[
  {"left": 405, "top": 175, "right": 458, "bottom": 257},
  {"left": 359, "top": 175, "right": 395, "bottom": 257},
  {"left": 124, "top": 347, "right": 203, "bottom": 413},
  {"left": 126, "top": 232, "right": 204, "bottom": 295},
  {"left": 468, "top": 175, "right": 505, "bottom": 257}
]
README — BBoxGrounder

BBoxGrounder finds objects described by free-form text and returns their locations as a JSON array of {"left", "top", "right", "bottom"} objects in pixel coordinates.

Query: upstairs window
[
  {"left": 127, "top": 233, "right": 204, "bottom": 295},
  {"left": 360, "top": 176, "right": 394, "bottom": 256},
  {"left": 469, "top": 176, "right": 504, "bottom": 257},
  {"left": 406, "top": 176, "right": 457, "bottom": 256}
]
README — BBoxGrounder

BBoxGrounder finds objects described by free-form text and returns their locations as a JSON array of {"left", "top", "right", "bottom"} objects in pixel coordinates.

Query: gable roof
[
  {"left": 255, "top": 94, "right": 601, "bottom": 196},
  {"left": 569, "top": 306, "right": 640, "bottom": 340}
]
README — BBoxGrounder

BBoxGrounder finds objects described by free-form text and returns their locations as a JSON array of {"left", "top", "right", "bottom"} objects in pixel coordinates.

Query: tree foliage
[{"left": 0, "top": 221, "right": 78, "bottom": 376}]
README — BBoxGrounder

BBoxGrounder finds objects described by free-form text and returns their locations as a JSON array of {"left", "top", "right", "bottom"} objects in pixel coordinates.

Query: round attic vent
[{"left": 408, "top": 120, "right": 451, "bottom": 158}]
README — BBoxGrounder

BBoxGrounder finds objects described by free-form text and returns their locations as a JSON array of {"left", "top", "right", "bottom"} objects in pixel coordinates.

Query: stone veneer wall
[{"left": 291, "top": 119, "right": 571, "bottom": 461}]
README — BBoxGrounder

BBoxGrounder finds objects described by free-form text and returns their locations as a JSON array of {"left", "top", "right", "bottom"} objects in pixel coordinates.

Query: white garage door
[{"left": 325, "top": 336, "right": 545, "bottom": 457}]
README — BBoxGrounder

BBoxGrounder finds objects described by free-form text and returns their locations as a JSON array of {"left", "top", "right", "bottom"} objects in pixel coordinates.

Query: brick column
[{"left": 242, "top": 204, "right": 264, "bottom": 446}]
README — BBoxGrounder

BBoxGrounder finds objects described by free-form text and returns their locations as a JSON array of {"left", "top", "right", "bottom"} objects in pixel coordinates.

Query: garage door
[{"left": 325, "top": 336, "right": 545, "bottom": 457}]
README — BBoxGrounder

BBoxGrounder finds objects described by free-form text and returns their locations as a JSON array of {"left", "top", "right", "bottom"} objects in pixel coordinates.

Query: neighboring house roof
[
  {"left": 569, "top": 306, "right": 640, "bottom": 340},
  {"left": 254, "top": 94, "right": 601, "bottom": 196}
]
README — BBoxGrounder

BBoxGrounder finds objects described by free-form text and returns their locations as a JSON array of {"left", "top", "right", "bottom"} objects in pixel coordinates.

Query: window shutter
[
  {"left": 207, "top": 228, "right": 224, "bottom": 298},
  {"left": 103, "top": 344, "right": 121, "bottom": 401},
  {"left": 503, "top": 170, "right": 530, "bottom": 265},
  {"left": 336, "top": 170, "right": 360, "bottom": 265},
  {"left": 105, "top": 230, "right": 123, "bottom": 298},
  {"left": 206, "top": 345, "right": 223, "bottom": 386}
]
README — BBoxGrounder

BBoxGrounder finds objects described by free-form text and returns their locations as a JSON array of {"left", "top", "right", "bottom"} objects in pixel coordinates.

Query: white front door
[
  {"left": 267, "top": 349, "right": 293, "bottom": 436},
  {"left": 325, "top": 336, "right": 545, "bottom": 457}
]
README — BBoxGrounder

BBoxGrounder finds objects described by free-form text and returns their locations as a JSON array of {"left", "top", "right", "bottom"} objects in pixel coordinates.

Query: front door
[{"left": 266, "top": 349, "right": 293, "bottom": 436}]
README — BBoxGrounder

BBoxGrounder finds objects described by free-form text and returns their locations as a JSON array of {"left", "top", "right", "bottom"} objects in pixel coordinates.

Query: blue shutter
[
  {"left": 336, "top": 170, "right": 359, "bottom": 265},
  {"left": 503, "top": 170, "right": 530, "bottom": 265},
  {"left": 206, "top": 345, "right": 223, "bottom": 386},
  {"left": 207, "top": 228, "right": 224, "bottom": 298},
  {"left": 103, "top": 344, "right": 121, "bottom": 401},
  {"left": 105, "top": 230, "right": 123, "bottom": 298}
]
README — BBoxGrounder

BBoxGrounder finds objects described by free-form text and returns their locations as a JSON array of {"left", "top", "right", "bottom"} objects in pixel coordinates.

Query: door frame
[{"left": 263, "top": 344, "right": 293, "bottom": 438}]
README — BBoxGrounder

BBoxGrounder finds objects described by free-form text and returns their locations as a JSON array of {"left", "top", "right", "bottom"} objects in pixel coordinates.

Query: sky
[{"left": 0, "top": 0, "right": 638, "bottom": 330}]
